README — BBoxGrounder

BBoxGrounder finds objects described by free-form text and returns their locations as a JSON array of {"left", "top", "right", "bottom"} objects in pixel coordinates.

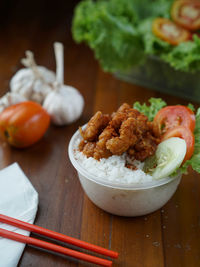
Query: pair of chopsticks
[{"left": 0, "top": 214, "right": 118, "bottom": 266}]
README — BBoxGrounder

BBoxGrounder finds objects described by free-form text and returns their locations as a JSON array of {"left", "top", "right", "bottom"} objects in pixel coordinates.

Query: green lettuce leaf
[
  {"left": 133, "top": 97, "right": 166, "bottom": 121},
  {"left": 72, "top": 0, "right": 145, "bottom": 72},
  {"left": 187, "top": 103, "right": 195, "bottom": 112},
  {"left": 161, "top": 35, "right": 200, "bottom": 73},
  {"left": 130, "top": 0, "right": 173, "bottom": 21},
  {"left": 181, "top": 108, "right": 200, "bottom": 173}
]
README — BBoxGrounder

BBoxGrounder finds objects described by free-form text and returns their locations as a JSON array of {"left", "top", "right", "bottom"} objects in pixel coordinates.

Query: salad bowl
[{"left": 73, "top": 0, "right": 200, "bottom": 103}]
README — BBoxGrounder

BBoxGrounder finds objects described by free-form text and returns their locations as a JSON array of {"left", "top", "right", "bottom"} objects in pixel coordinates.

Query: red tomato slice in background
[
  {"left": 171, "top": 0, "right": 200, "bottom": 31},
  {"left": 162, "top": 126, "right": 195, "bottom": 162},
  {"left": 153, "top": 105, "right": 195, "bottom": 136},
  {"left": 152, "top": 17, "right": 191, "bottom": 45}
]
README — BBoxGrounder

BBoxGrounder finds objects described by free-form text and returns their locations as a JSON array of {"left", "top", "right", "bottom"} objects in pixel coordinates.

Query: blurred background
[
  {"left": 0, "top": 0, "right": 84, "bottom": 96},
  {"left": 0, "top": 0, "right": 79, "bottom": 27},
  {"left": 0, "top": 0, "right": 198, "bottom": 105}
]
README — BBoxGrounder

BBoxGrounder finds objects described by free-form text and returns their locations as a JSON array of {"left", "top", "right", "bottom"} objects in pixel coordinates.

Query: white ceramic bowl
[{"left": 68, "top": 128, "right": 182, "bottom": 217}]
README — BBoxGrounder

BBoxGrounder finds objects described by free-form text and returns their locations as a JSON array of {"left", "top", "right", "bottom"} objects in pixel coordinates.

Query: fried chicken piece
[
  {"left": 106, "top": 117, "right": 137, "bottom": 155},
  {"left": 110, "top": 112, "right": 127, "bottom": 130},
  {"left": 117, "top": 103, "right": 131, "bottom": 113},
  {"left": 110, "top": 105, "right": 142, "bottom": 130},
  {"left": 79, "top": 103, "right": 159, "bottom": 162},
  {"left": 93, "top": 126, "right": 117, "bottom": 160},
  {"left": 147, "top": 121, "right": 154, "bottom": 131},
  {"left": 129, "top": 132, "right": 158, "bottom": 161},
  {"left": 80, "top": 111, "right": 110, "bottom": 141},
  {"left": 132, "top": 114, "right": 149, "bottom": 135},
  {"left": 127, "top": 108, "right": 140, "bottom": 119},
  {"left": 78, "top": 139, "right": 86, "bottom": 151},
  {"left": 82, "top": 142, "right": 96, "bottom": 158},
  {"left": 127, "top": 147, "right": 135, "bottom": 156},
  {"left": 110, "top": 103, "right": 131, "bottom": 129}
]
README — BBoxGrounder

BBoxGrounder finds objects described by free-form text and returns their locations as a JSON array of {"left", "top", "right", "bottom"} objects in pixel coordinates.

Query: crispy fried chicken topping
[{"left": 79, "top": 103, "right": 159, "bottom": 161}]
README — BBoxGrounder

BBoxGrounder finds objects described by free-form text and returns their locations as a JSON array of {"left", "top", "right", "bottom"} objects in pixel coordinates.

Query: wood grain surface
[{"left": 0, "top": 1, "right": 199, "bottom": 266}]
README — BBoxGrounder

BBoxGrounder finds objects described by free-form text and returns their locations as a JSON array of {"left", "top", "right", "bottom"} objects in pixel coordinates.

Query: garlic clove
[
  {"left": 35, "top": 66, "right": 56, "bottom": 85},
  {"left": 43, "top": 85, "right": 84, "bottom": 126},
  {"left": 10, "top": 68, "right": 34, "bottom": 99},
  {"left": 10, "top": 52, "right": 56, "bottom": 104}
]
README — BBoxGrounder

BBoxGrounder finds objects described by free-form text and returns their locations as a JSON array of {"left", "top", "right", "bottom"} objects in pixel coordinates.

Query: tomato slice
[
  {"left": 153, "top": 105, "right": 195, "bottom": 136},
  {"left": 171, "top": 0, "right": 200, "bottom": 31},
  {"left": 152, "top": 17, "right": 191, "bottom": 45},
  {"left": 162, "top": 126, "right": 195, "bottom": 162}
]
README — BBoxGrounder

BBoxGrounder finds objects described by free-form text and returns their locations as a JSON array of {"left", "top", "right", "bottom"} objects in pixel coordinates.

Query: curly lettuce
[
  {"left": 181, "top": 108, "right": 200, "bottom": 174},
  {"left": 72, "top": 0, "right": 144, "bottom": 72},
  {"left": 133, "top": 97, "right": 166, "bottom": 121},
  {"left": 161, "top": 35, "right": 200, "bottom": 73}
]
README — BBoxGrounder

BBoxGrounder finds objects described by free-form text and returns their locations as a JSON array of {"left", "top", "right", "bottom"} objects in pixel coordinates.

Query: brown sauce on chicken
[{"left": 79, "top": 103, "right": 160, "bottom": 162}]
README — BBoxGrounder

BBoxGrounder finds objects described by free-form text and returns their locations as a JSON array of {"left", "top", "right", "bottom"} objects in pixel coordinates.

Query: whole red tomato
[{"left": 0, "top": 101, "right": 50, "bottom": 148}]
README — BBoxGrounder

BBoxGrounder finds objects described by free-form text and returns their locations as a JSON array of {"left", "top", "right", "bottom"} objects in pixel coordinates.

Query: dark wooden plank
[
  {"left": 161, "top": 169, "right": 200, "bottom": 267},
  {"left": 111, "top": 213, "right": 165, "bottom": 267}
]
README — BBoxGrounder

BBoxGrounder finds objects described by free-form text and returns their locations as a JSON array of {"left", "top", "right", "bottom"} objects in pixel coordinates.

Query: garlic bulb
[
  {"left": 0, "top": 92, "right": 27, "bottom": 113},
  {"left": 43, "top": 85, "right": 84, "bottom": 125},
  {"left": 43, "top": 42, "right": 84, "bottom": 125},
  {"left": 10, "top": 51, "right": 56, "bottom": 104}
]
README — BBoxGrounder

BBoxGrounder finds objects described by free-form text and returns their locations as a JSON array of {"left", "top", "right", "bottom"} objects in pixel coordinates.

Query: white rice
[{"left": 74, "top": 138, "right": 154, "bottom": 184}]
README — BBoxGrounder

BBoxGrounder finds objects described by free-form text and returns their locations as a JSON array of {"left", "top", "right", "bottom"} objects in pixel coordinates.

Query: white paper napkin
[{"left": 0, "top": 163, "right": 39, "bottom": 267}]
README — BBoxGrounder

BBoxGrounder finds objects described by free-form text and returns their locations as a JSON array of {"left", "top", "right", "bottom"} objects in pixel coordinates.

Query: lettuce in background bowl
[{"left": 72, "top": 0, "right": 200, "bottom": 102}]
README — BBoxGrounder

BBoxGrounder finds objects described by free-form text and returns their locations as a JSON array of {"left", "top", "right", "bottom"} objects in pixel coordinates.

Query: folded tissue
[{"left": 0, "top": 163, "right": 38, "bottom": 267}]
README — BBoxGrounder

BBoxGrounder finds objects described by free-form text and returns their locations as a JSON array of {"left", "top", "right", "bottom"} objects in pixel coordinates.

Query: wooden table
[{"left": 0, "top": 3, "right": 200, "bottom": 266}]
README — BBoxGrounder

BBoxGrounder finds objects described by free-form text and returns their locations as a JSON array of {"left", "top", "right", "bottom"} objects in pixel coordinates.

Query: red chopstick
[
  {"left": 0, "top": 228, "right": 112, "bottom": 266},
  {"left": 0, "top": 214, "right": 118, "bottom": 266}
]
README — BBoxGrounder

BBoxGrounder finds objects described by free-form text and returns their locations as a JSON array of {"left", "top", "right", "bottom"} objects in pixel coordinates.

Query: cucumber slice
[{"left": 144, "top": 137, "right": 186, "bottom": 179}]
